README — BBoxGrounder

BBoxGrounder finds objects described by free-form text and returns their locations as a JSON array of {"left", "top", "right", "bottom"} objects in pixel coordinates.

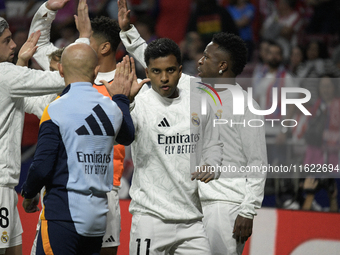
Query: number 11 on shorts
[{"left": 136, "top": 238, "right": 151, "bottom": 255}]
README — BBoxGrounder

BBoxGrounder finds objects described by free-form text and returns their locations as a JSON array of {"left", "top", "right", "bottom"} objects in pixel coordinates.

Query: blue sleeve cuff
[{"left": 112, "top": 94, "right": 135, "bottom": 145}]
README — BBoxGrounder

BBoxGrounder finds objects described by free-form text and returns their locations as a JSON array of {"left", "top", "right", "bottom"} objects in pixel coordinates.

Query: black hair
[
  {"left": 144, "top": 38, "right": 182, "bottom": 66},
  {"left": 212, "top": 32, "right": 247, "bottom": 76},
  {"left": 91, "top": 16, "right": 121, "bottom": 52}
]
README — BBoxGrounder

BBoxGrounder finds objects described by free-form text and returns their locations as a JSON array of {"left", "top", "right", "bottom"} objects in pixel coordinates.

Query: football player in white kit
[
  {"left": 105, "top": 36, "right": 222, "bottom": 254},
  {"left": 0, "top": 17, "right": 65, "bottom": 255},
  {"left": 196, "top": 33, "right": 267, "bottom": 255},
  {"left": 117, "top": 0, "right": 267, "bottom": 253}
]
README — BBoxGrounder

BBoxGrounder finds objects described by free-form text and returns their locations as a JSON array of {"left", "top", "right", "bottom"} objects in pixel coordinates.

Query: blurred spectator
[
  {"left": 254, "top": 41, "right": 297, "bottom": 165},
  {"left": 155, "top": 0, "right": 192, "bottom": 44},
  {"left": 306, "top": 0, "right": 340, "bottom": 35},
  {"left": 181, "top": 31, "right": 204, "bottom": 76},
  {"left": 134, "top": 14, "right": 158, "bottom": 78},
  {"left": 0, "top": 0, "right": 6, "bottom": 19},
  {"left": 304, "top": 75, "right": 340, "bottom": 167},
  {"left": 288, "top": 45, "right": 305, "bottom": 76},
  {"left": 54, "top": 23, "right": 78, "bottom": 48},
  {"left": 227, "top": 0, "right": 255, "bottom": 61},
  {"left": 87, "top": 0, "right": 110, "bottom": 18},
  {"left": 187, "top": 0, "right": 238, "bottom": 46},
  {"left": 252, "top": 39, "right": 270, "bottom": 90},
  {"left": 302, "top": 178, "right": 338, "bottom": 212},
  {"left": 259, "top": 0, "right": 276, "bottom": 21},
  {"left": 24, "top": 0, "right": 44, "bottom": 17},
  {"left": 261, "top": 0, "right": 303, "bottom": 61},
  {"left": 297, "top": 40, "right": 340, "bottom": 105}
]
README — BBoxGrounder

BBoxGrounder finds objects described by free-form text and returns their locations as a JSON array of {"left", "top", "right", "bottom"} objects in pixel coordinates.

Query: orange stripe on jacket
[
  {"left": 39, "top": 96, "right": 60, "bottom": 126},
  {"left": 41, "top": 220, "right": 54, "bottom": 255},
  {"left": 93, "top": 83, "right": 126, "bottom": 187}
]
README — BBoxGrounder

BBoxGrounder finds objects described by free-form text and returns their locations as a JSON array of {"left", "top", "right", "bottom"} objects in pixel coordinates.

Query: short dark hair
[
  {"left": 0, "top": 17, "right": 9, "bottom": 37},
  {"left": 212, "top": 32, "right": 247, "bottom": 76},
  {"left": 144, "top": 38, "right": 182, "bottom": 66},
  {"left": 91, "top": 16, "right": 121, "bottom": 52}
]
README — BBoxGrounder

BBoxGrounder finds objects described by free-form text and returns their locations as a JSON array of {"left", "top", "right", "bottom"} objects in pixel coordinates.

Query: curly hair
[
  {"left": 212, "top": 32, "right": 247, "bottom": 76},
  {"left": 144, "top": 38, "right": 182, "bottom": 66},
  {"left": 91, "top": 16, "right": 121, "bottom": 52}
]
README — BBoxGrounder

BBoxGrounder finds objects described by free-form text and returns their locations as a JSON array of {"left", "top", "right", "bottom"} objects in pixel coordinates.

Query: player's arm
[
  {"left": 193, "top": 101, "right": 223, "bottom": 182},
  {"left": 233, "top": 105, "right": 267, "bottom": 243},
  {"left": 21, "top": 106, "right": 60, "bottom": 211},
  {"left": 28, "top": 1, "right": 67, "bottom": 70},
  {"left": 24, "top": 94, "right": 58, "bottom": 119},
  {"left": 103, "top": 56, "right": 136, "bottom": 145},
  {"left": 118, "top": 0, "right": 148, "bottom": 69}
]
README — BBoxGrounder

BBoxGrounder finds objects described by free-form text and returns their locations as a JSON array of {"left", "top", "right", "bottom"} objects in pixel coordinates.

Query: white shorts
[
  {"left": 0, "top": 187, "right": 23, "bottom": 251},
  {"left": 202, "top": 202, "right": 245, "bottom": 255},
  {"left": 102, "top": 189, "right": 121, "bottom": 247},
  {"left": 129, "top": 214, "right": 211, "bottom": 255}
]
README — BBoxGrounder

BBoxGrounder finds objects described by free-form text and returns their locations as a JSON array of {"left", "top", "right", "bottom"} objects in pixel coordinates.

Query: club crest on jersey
[
  {"left": 1, "top": 231, "right": 9, "bottom": 243},
  {"left": 191, "top": 113, "right": 200, "bottom": 126},
  {"left": 215, "top": 110, "right": 223, "bottom": 119}
]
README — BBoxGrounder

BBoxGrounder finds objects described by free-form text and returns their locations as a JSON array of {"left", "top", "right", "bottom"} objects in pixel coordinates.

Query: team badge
[
  {"left": 191, "top": 113, "right": 200, "bottom": 126},
  {"left": 1, "top": 231, "right": 9, "bottom": 243},
  {"left": 215, "top": 109, "right": 223, "bottom": 119}
]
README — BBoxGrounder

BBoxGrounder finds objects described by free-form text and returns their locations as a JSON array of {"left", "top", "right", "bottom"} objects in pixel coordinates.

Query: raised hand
[
  {"left": 17, "top": 30, "right": 41, "bottom": 67},
  {"left": 118, "top": 0, "right": 131, "bottom": 31},
  {"left": 75, "top": 0, "right": 91, "bottom": 38},
  {"left": 46, "top": 0, "right": 71, "bottom": 11},
  {"left": 129, "top": 57, "right": 150, "bottom": 102},
  {"left": 102, "top": 56, "right": 134, "bottom": 97}
]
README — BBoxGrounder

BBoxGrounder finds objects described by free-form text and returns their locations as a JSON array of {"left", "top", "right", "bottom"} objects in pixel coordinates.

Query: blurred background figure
[
  {"left": 261, "top": 0, "right": 303, "bottom": 61},
  {"left": 227, "top": 0, "right": 255, "bottom": 61},
  {"left": 304, "top": 75, "right": 340, "bottom": 168},
  {"left": 297, "top": 40, "right": 340, "bottom": 106},
  {"left": 187, "top": 0, "right": 238, "bottom": 46},
  {"left": 252, "top": 39, "right": 270, "bottom": 89},
  {"left": 288, "top": 45, "right": 305, "bottom": 76},
  {"left": 133, "top": 14, "right": 157, "bottom": 78},
  {"left": 180, "top": 31, "right": 204, "bottom": 76},
  {"left": 302, "top": 177, "right": 338, "bottom": 212}
]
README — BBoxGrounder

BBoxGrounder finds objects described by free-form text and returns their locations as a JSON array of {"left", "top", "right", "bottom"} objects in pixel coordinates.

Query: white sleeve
[
  {"left": 29, "top": 2, "right": 59, "bottom": 71},
  {"left": 24, "top": 94, "right": 57, "bottom": 119},
  {"left": 120, "top": 25, "right": 148, "bottom": 68},
  {"left": 237, "top": 105, "right": 267, "bottom": 219},
  {"left": 0, "top": 63, "right": 64, "bottom": 97}
]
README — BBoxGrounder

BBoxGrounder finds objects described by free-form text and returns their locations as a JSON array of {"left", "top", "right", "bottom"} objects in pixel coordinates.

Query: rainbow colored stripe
[{"left": 196, "top": 82, "right": 222, "bottom": 106}]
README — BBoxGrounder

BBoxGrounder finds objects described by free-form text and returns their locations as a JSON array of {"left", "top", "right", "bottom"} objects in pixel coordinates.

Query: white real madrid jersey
[{"left": 129, "top": 88, "right": 221, "bottom": 221}]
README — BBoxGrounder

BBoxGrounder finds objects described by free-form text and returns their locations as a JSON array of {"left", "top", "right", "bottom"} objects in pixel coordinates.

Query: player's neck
[{"left": 98, "top": 55, "right": 117, "bottom": 73}]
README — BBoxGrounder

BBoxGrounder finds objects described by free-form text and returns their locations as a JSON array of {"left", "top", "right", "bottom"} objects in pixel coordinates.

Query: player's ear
[
  {"left": 220, "top": 61, "right": 228, "bottom": 73},
  {"left": 100, "top": 42, "right": 111, "bottom": 55},
  {"left": 178, "top": 65, "right": 182, "bottom": 77},
  {"left": 58, "top": 63, "right": 64, "bottom": 78},
  {"left": 145, "top": 68, "right": 149, "bottom": 78}
]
